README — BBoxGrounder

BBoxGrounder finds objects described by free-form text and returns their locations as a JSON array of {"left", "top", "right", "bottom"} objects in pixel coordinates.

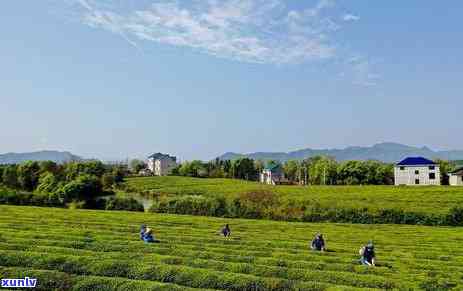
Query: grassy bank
[{"left": 125, "top": 176, "right": 463, "bottom": 225}]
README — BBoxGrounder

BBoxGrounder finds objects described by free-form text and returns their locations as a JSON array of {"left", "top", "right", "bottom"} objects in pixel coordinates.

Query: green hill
[{"left": 0, "top": 205, "right": 462, "bottom": 290}]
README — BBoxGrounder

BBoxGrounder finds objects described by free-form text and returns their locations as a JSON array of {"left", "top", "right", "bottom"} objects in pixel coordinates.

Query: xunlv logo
[{"left": 1, "top": 277, "right": 37, "bottom": 288}]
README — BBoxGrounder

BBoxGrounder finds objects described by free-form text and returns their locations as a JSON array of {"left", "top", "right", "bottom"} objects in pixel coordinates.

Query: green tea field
[
  {"left": 0, "top": 205, "right": 462, "bottom": 290},
  {"left": 126, "top": 176, "right": 463, "bottom": 215}
]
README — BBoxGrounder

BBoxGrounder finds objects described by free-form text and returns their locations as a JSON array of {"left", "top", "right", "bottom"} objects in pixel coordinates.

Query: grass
[
  {"left": 0, "top": 205, "right": 462, "bottom": 290},
  {"left": 126, "top": 176, "right": 463, "bottom": 214}
]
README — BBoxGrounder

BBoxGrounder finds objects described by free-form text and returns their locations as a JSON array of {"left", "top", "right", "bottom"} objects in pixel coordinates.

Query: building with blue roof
[{"left": 394, "top": 157, "right": 440, "bottom": 186}]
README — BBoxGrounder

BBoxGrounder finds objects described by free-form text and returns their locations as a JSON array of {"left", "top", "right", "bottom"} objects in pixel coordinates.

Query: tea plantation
[
  {"left": 0, "top": 205, "right": 462, "bottom": 290},
  {"left": 126, "top": 176, "right": 463, "bottom": 215}
]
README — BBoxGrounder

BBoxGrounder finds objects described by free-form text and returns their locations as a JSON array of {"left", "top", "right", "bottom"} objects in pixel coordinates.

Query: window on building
[
  {"left": 461, "top": 176, "right": 463, "bottom": 182},
  {"left": 429, "top": 166, "right": 435, "bottom": 170},
  {"left": 400, "top": 166, "right": 405, "bottom": 170},
  {"left": 429, "top": 173, "right": 436, "bottom": 180},
  {"left": 415, "top": 179, "right": 420, "bottom": 185},
  {"left": 415, "top": 170, "right": 419, "bottom": 175}
]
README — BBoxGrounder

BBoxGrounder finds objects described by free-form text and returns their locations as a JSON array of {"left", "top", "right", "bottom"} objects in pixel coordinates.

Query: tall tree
[
  {"left": 435, "top": 159, "right": 453, "bottom": 185},
  {"left": 2, "top": 165, "right": 19, "bottom": 188},
  {"left": 283, "top": 160, "right": 300, "bottom": 183},
  {"left": 130, "top": 159, "right": 146, "bottom": 173},
  {"left": 232, "top": 158, "right": 258, "bottom": 180},
  {"left": 17, "top": 161, "right": 41, "bottom": 191}
]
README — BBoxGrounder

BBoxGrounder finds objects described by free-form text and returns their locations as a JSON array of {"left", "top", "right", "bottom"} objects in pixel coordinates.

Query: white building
[
  {"left": 449, "top": 167, "right": 463, "bottom": 186},
  {"left": 260, "top": 163, "right": 285, "bottom": 185},
  {"left": 394, "top": 157, "right": 440, "bottom": 186},
  {"left": 147, "top": 153, "right": 177, "bottom": 176}
]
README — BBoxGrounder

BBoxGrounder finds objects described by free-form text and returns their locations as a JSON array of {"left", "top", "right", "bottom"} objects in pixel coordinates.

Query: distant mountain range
[
  {"left": 218, "top": 143, "right": 463, "bottom": 163},
  {"left": 0, "top": 151, "right": 82, "bottom": 164}
]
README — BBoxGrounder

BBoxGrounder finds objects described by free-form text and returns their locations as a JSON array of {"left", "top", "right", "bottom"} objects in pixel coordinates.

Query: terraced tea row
[{"left": 0, "top": 206, "right": 462, "bottom": 290}]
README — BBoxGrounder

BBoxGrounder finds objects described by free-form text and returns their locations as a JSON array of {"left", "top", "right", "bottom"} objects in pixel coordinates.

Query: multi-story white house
[
  {"left": 147, "top": 153, "right": 177, "bottom": 176},
  {"left": 394, "top": 157, "right": 440, "bottom": 186},
  {"left": 449, "top": 167, "right": 463, "bottom": 186},
  {"left": 260, "top": 162, "right": 285, "bottom": 185}
]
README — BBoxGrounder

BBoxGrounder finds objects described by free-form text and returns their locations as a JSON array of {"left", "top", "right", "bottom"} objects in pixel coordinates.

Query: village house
[
  {"left": 146, "top": 153, "right": 177, "bottom": 176},
  {"left": 449, "top": 167, "right": 463, "bottom": 186},
  {"left": 260, "top": 162, "right": 285, "bottom": 185},
  {"left": 394, "top": 157, "right": 440, "bottom": 186}
]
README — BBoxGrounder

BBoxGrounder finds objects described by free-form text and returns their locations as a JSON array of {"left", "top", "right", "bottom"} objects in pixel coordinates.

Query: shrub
[
  {"left": 0, "top": 187, "right": 62, "bottom": 207},
  {"left": 445, "top": 206, "right": 463, "bottom": 226},
  {"left": 56, "top": 174, "right": 103, "bottom": 203},
  {"left": 104, "top": 197, "right": 144, "bottom": 212}
]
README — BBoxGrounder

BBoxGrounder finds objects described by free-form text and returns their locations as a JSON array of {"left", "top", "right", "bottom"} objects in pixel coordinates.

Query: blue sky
[{"left": 0, "top": 0, "right": 462, "bottom": 161}]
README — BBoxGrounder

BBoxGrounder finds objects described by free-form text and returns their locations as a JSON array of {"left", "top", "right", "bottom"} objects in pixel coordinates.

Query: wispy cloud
[
  {"left": 70, "top": 0, "right": 348, "bottom": 64},
  {"left": 66, "top": 0, "right": 378, "bottom": 85},
  {"left": 342, "top": 13, "right": 360, "bottom": 22}
]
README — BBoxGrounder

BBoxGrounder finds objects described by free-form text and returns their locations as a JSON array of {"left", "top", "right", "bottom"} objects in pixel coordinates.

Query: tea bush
[{"left": 0, "top": 205, "right": 462, "bottom": 290}]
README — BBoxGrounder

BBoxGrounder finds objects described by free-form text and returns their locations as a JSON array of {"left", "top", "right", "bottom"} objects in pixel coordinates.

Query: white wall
[
  {"left": 394, "top": 165, "right": 440, "bottom": 186},
  {"left": 147, "top": 157, "right": 177, "bottom": 176},
  {"left": 147, "top": 159, "right": 155, "bottom": 173},
  {"left": 260, "top": 170, "right": 274, "bottom": 185},
  {"left": 449, "top": 174, "right": 463, "bottom": 186}
]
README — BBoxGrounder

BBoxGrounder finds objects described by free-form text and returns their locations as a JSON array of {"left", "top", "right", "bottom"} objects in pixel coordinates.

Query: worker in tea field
[
  {"left": 310, "top": 233, "right": 326, "bottom": 252},
  {"left": 140, "top": 224, "right": 147, "bottom": 240},
  {"left": 359, "top": 241, "right": 376, "bottom": 266},
  {"left": 221, "top": 224, "right": 231, "bottom": 237},
  {"left": 143, "top": 227, "right": 157, "bottom": 243}
]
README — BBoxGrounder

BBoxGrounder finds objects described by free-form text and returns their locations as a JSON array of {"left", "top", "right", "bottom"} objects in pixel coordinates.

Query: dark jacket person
[{"left": 311, "top": 233, "right": 326, "bottom": 251}]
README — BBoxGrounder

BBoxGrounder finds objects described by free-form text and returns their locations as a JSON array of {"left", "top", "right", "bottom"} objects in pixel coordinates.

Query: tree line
[
  {"left": 0, "top": 161, "right": 143, "bottom": 210},
  {"left": 135, "top": 156, "right": 454, "bottom": 185},
  {"left": 167, "top": 156, "right": 398, "bottom": 185}
]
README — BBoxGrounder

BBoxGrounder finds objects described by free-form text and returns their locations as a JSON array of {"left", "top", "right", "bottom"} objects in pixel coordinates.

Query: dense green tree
[
  {"left": 36, "top": 172, "right": 58, "bottom": 194},
  {"left": 39, "top": 161, "right": 59, "bottom": 175},
  {"left": 0, "top": 166, "right": 4, "bottom": 184},
  {"left": 101, "top": 173, "right": 116, "bottom": 190},
  {"left": 337, "top": 160, "right": 365, "bottom": 185},
  {"left": 435, "top": 159, "right": 453, "bottom": 185},
  {"left": 206, "top": 159, "right": 225, "bottom": 178},
  {"left": 232, "top": 158, "right": 258, "bottom": 180},
  {"left": 222, "top": 160, "right": 232, "bottom": 178},
  {"left": 254, "top": 160, "right": 265, "bottom": 175},
  {"left": 283, "top": 160, "right": 300, "bottom": 183},
  {"left": 57, "top": 174, "right": 103, "bottom": 203},
  {"left": 377, "top": 163, "right": 394, "bottom": 185},
  {"left": 111, "top": 166, "right": 125, "bottom": 184},
  {"left": 307, "top": 156, "right": 337, "bottom": 185},
  {"left": 130, "top": 159, "right": 146, "bottom": 173},
  {"left": 64, "top": 161, "right": 106, "bottom": 181},
  {"left": 178, "top": 160, "right": 207, "bottom": 177},
  {"left": 2, "top": 165, "right": 19, "bottom": 188},
  {"left": 17, "top": 161, "right": 41, "bottom": 191}
]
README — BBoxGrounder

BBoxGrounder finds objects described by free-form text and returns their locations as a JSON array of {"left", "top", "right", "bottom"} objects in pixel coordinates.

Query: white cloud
[
  {"left": 71, "top": 0, "right": 345, "bottom": 64},
  {"left": 66, "top": 0, "right": 378, "bottom": 86},
  {"left": 342, "top": 13, "right": 360, "bottom": 22}
]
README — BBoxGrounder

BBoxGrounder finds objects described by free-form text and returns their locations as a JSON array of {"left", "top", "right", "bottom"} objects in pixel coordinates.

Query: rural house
[
  {"left": 394, "top": 157, "right": 440, "bottom": 186},
  {"left": 260, "top": 162, "right": 285, "bottom": 185},
  {"left": 147, "top": 153, "right": 177, "bottom": 176},
  {"left": 449, "top": 167, "right": 463, "bottom": 186}
]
